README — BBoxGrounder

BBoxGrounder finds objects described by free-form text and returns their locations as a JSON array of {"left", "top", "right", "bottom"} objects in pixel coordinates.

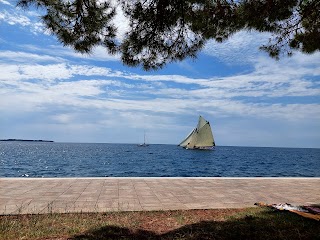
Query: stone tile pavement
[{"left": 0, "top": 177, "right": 319, "bottom": 214}]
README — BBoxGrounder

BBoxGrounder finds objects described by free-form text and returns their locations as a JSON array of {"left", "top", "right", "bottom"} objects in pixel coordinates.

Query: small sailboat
[
  {"left": 179, "top": 116, "right": 215, "bottom": 150},
  {"left": 138, "top": 131, "right": 149, "bottom": 147}
]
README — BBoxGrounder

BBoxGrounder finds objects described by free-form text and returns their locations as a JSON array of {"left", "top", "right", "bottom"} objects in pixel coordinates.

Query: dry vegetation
[{"left": 1, "top": 207, "right": 319, "bottom": 240}]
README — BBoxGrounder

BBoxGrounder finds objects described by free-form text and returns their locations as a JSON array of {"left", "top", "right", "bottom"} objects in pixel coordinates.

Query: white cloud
[
  {"left": 20, "top": 44, "right": 120, "bottom": 62},
  {"left": 51, "top": 113, "right": 75, "bottom": 124},
  {"left": 0, "top": 0, "right": 11, "bottom": 6},
  {"left": 0, "top": 8, "right": 45, "bottom": 35},
  {"left": 0, "top": 63, "right": 73, "bottom": 82},
  {"left": 113, "top": 4, "right": 130, "bottom": 41},
  {"left": 0, "top": 10, "right": 30, "bottom": 26},
  {"left": 1, "top": 49, "right": 319, "bottom": 121},
  {"left": 0, "top": 51, "right": 63, "bottom": 63},
  {"left": 1, "top": 77, "right": 319, "bottom": 124},
  {"left": 203, "top": 30, "right": 272, "bottom": 64},
  {"left": 69, "top": 65, "right": 113, "bottom": 76},
  {"left": 88, "top": 46, "right": 121, "bottom": 61}
]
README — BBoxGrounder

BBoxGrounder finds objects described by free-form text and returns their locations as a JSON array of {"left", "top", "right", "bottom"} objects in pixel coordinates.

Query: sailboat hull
[
  {"left": 195, "top": 146, "right": 214, "bottom": 150},
  {"left": 185, "top": 146, "right": 214, "bottom": 150},
  {"left": 138, "top": 144, "right": 149, "bottom": 147}
]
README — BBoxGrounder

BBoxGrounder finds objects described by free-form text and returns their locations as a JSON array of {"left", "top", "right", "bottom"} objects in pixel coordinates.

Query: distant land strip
[{"left": 0, "top": 139, "right": 54, "bottom": 142}]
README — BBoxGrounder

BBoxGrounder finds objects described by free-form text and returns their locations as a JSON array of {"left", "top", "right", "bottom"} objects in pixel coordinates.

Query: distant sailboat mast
[
  {"left": 143, "top": 131, "right": 146, "bottom": 144},
  {"left": 138, "top": 130, "right": 149, "bottom": 147}
]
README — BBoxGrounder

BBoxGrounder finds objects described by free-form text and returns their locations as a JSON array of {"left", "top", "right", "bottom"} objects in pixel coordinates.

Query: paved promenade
[{"left": 1, "top": 178, "right": 319, "bottom": 215}]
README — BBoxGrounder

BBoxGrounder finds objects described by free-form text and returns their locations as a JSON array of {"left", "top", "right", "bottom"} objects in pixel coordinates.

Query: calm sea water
[{"left": 0, "top": 142, "right": 319, "bottom": 177}]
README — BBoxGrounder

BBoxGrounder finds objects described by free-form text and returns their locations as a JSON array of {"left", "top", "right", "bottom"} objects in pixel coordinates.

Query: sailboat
[
  {"left": 179, "top": 116, "right": 215, "bottom": 150},
  {"left": 138, "top": 131, "right": 149, "bottom": 147}
]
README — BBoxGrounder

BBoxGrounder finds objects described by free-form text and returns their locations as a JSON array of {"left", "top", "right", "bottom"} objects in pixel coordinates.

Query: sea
[{"left": 0, "top": 142, "right": 319, "bottom": 178}]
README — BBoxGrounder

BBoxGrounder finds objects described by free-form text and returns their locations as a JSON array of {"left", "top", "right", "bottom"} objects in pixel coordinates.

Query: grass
[{"left": 0, "top": 207, "right": 319, "bottom": 240}]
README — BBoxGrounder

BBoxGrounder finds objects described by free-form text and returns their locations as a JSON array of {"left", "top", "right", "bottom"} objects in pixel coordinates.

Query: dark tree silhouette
[{"left": 17, "top": 0, "right": 320, "bottom": 70}]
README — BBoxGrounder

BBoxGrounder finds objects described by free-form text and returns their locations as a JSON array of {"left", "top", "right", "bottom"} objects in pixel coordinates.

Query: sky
[{"left": 0, "top": 0, "right": 319, "bottom": 148}]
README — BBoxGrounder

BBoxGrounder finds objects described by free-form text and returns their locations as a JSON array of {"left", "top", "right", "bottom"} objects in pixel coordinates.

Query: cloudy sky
[{"left": 1, "top": 0, "right": 319, "bottom": 148}]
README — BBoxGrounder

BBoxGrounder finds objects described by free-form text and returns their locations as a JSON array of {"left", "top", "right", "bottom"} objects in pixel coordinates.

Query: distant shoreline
[{"left": 0, "top": 139, "right": 54, "bottom": 142}]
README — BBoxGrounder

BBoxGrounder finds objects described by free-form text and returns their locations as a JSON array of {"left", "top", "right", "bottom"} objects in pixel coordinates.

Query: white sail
[
  {"left": 179, "top": 128, "right": 195, "bottom": 147},
  {"left": 179, "top": 116, "right": 215, "bottom": 149},
  {"left": 197, "top": 115, "right": 208, "bottom": 130},
  {"left": 195, "top": 122, "right": 214, "bottom": 147}
]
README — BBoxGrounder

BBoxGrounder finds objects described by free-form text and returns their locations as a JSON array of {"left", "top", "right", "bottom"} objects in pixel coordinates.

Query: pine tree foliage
[
  {"left": 17, "top": 0, "right": 117, "bottom": 54},
  {"left": 17, "top": 0, "right": 320, "bottom": 70}
]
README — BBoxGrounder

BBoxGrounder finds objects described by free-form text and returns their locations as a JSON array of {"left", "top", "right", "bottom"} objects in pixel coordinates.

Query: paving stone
[{"left": 0, "top": 177, "right": 319, "bottom": 214}]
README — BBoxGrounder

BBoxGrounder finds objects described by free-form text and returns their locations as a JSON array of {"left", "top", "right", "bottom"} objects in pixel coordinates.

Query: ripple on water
[{"left": 0, "top": 143, "right": 319, "bottom": 177}]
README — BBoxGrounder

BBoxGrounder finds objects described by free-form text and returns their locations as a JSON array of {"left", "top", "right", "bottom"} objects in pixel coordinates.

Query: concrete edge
[{"left": 1, "top": 177, "right": 320, "bottom": 180}]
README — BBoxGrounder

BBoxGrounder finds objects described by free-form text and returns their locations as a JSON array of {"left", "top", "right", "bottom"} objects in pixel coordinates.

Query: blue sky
[{"left": 1, "top": 0, "right": 319, "bottom": 148}]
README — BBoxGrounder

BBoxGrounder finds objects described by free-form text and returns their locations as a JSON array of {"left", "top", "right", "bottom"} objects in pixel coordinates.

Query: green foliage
[
  {"left": 120, "top": 0, "right": 205, "bottom": 70},
  {"left": 18, "top": 0, "right": 117, "bottom": 54},
  {"left": 17, "top": 0, "right": 320, "bottom": 70}
]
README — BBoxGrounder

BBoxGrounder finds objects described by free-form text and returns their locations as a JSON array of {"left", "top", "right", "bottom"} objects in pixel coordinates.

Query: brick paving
[{"left": 0, "top": 177, "right": 319, "bottom": 214}]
